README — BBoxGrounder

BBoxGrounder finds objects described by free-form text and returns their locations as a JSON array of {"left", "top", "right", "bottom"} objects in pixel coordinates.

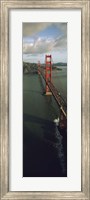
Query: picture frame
[{"left": 0, "top": 0, "right": 90, "bottom": 199}]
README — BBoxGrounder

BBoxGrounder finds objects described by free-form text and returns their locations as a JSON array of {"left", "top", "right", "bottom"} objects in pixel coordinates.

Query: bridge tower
[
  {"left": 38, "top": 61, "right": 41, "bottom": 75},
  {"left": 45, "top": 55, "right": 52, "bottom": 95}
]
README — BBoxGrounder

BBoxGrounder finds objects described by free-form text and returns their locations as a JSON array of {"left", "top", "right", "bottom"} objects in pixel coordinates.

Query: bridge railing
[
  {"left": 47, "top": 81, "right": 67, "bottom": 118},
  {"left": 38, "top": 68, "right": 67, "bottom": 118}
]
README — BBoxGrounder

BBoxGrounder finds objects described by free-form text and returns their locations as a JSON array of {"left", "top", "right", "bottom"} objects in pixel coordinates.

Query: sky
[{"left": 23, "top": 23, "right": 67, "bottom": 64}]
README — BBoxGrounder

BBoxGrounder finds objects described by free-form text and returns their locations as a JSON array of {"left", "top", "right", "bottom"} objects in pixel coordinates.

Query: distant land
[
  {"left": 23, "top": 62, "right": 67, "bottom": 74},
  {"left": 53, "top": 63, "right": 67, "bottom": 67}
]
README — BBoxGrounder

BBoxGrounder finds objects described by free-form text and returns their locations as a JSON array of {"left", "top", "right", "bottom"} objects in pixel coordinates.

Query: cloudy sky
[{"left": 23, "top": 23, "right": 67, "bottom": 63}]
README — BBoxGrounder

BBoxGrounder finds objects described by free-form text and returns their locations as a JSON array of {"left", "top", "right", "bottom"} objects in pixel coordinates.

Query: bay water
[{"left": 23, "top": 67, "right": 67, "bottom": 177}]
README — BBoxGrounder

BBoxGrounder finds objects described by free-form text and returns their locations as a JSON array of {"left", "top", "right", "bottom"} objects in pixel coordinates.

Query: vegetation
[{"left": 23, "top": 62, "right": 38, "bottom": 74}]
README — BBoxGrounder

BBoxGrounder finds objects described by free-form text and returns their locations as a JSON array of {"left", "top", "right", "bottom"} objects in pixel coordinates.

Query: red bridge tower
[{"left": 45, "top": 55, "right": 52, "bottom": 95}]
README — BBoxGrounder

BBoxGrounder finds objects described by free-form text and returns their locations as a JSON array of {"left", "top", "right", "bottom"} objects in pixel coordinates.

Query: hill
[{"left": 23, "top": 62, "right": 67, "bottom": 74}]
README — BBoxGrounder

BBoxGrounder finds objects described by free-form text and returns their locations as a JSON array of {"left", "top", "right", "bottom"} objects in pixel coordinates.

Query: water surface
[{"left": 23, "top": 68, "right": 67, "bottom": 177}]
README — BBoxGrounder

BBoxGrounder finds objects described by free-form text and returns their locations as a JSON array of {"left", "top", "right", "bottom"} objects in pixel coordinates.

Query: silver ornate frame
[{"left": 0, "top": 0, "right": 90, "bottom": 199}]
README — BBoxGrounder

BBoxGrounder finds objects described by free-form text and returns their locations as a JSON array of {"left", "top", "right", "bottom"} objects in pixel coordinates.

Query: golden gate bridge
[{"left": 38, "top": 55, "right": 67, "bottom": 130}]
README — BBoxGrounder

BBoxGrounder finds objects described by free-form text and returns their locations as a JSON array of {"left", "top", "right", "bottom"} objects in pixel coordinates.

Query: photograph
[
  {"left": 0, "top": 0, "right": 90, "bottom": 199},
  {"left": 23, "top": 22, "right": 67, "bottom": 177}
]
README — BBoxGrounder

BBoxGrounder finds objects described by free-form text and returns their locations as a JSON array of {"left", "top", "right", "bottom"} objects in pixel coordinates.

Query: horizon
[{"left": 23, "top": 61, "right": 67, "bottom": 64}]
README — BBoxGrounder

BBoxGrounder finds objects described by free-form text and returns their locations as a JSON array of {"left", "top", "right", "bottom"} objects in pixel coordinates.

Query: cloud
[
  {"left": 23, "top": 35, "right": 67, "bottom": 55},
  {"left": 54, "top": 35, "right": 67, "bottom": 49},
  {"left": 23, "top": 23, "right": 52, "bottom": 37},
  {"left": 53, "top": 23, "right": 67, "bottom": 48},
  {"left": 23, "top": 37, "right": 55, "bottom": 54},
  {"left": 23, "top": 22, "right": 67, "bottom": 37},
  {"left": 56, "top": 23, "right": 67, "bottom": 35},
  {"left": 23, "top": 23, "right": 67, "bottom": 63}
]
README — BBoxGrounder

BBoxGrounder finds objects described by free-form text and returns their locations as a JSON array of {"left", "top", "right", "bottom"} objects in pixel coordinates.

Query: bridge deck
[{"left": 39, "top": 69, "right": 67, "bottom": 118}]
